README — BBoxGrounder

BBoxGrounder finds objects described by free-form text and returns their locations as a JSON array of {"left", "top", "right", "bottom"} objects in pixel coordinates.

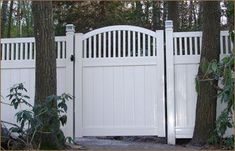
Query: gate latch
[{"left": 70, "top": 55, "right": 75, "bottom": 62}]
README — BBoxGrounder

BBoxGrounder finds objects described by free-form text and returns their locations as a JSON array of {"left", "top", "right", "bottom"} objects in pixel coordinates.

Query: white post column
[
  {"left": 165, "top": 20, "right": 176, "bottom": 145},
  {"left": 65, "top": 24, "right": 75, "bottom": 138},
  {"left": 156, "top": 30, "right": 166, "bottom": 137},
  {"left": 75, "top": 33, "right": 83, "bottom": 137}
]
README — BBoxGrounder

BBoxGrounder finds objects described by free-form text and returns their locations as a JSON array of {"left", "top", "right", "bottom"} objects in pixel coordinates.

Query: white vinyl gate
[
  {"left": 1, "top": 20, "right": 233, "bottom": 145},
  {"left": 74, "top": 26, "right": 165, "bottom": 137}
]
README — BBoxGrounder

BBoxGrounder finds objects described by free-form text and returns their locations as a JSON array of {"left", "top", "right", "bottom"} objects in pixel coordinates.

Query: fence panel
[
  {"left": 75, "top": 26, "right": 165, "bottom": 137},
  {"left": 167, "top": 25, "right": 233, "bottom": 139},
  {"left": 0, "top": 36, "right": 68, "bottom": 133}
]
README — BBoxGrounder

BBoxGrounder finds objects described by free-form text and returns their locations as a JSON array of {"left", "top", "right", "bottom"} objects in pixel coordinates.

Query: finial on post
[
  {"left": 165, "top": 20, "right": 173, "bottom": 28},
  {"left": 66, "top": 24, "right": 75, "bottom": 33}
]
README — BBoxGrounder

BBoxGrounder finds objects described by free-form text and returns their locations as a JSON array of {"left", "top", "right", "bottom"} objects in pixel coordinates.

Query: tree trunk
[
  {"left": 17, "top": 1, "right": 22, "bottom": 37},
  {"left": 188, "top": 1, "right": 193, "bottom": 30},
  {"left": 1, "top": 0, "right": 8, "bottom": 37},
  {"left": 32, "top": 1, "right": 61, "bottom": 149},
  {"left": 168, "top": 1, "right": 179, "bottom": 31},
  {"left": 152, "top": 1, "right": 162, "bottom": 30},
  {"left": 7, "top": 0, "right": 13, "bottom": 38},
  {"left": 197, "top": 2, "right": 203, "bottom": 30},
  {"left": 32, "top": 1, "right": 57, "bottom": 104},
  {"left": 191, "top": 1, "right": 220, "bottom": 146}
]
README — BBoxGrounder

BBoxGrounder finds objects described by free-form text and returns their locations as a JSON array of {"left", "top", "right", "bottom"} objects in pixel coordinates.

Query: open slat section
[
  {"left": 1, "top": 36, "right": 67, "bottom": 61},
  {"left": 82, "top": 26, "right": 158, "bottom": 59},
  {"left": 173, "top": 31, "right": 233, "bottom": 56}
]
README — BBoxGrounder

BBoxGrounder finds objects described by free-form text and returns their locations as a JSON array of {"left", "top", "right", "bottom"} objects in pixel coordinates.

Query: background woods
[{"left": 1, "top": 0, "right": 232, "bottom": 37}]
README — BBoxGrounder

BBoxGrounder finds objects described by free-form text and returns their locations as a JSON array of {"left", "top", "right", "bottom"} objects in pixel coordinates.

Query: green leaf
[
  {"left": 58, "top": 102, "right": 68, "bottom": 112},
  {"left": 211, "top": 62, "right": 218, "bottom": 72},
  {"left": 59, "top": 115, "right": 67, "bottom": 126},
  {"left": 66, "top": 137, "right": 75, "bottom": 143},
  {"left": 9, "top": 127, "right": 22, "bottom": 133}
]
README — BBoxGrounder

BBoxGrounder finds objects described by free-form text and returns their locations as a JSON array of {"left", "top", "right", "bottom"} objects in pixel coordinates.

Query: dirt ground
[{"left": 75, "top": 137, "right": 203, "bottom": 151}]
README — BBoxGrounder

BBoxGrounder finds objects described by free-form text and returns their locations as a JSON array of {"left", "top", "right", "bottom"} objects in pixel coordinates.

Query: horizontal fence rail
[{"left": 1, "top": 36, "right": 66, "bottom": 61}]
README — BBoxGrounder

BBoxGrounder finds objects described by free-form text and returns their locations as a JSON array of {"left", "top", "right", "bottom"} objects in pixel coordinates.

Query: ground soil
[{"left": 75, "top": 137, "right": 203, "bottom": 150}]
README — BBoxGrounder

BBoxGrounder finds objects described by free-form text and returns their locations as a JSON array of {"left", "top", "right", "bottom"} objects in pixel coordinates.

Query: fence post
[
  {"left": 156, "top": 30, "right": 166, "bottom": 137},
  {"left": 75, "top": 33, "right": 83, "bottom": 137},
  {"left": 65, "top": 24, "right": 75, "bottom": 138},
  {"left": 165, "top": 20, "right": 176, "bottom": 144}
]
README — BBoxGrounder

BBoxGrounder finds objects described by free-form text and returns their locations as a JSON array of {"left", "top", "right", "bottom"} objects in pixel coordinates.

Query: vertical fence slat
[
  {"left": 225, "top": 36, "right": 228, "bottom": 54},
  {"left": 62, "top": 41, "right": 65, "bottom": 59},
  {"left": 133, "top": 32, "right": 136, "bottom": 57},
  {"left": 220, "top": 36, "right": 223, "bottom": 54},
  {"left": 123, "top": 31, "right": 126, "bottom": 57},
  {"left": 185, "top": 38, "right": 188, "bottom": 55},
  {"left": 199, "top": 37, "right": 202, "bottom": 54},
  {"left": 84, "top": 40, "right": 87, "bottom": 58},
  {"left": 128, "top": 30, "right": 131, "bottom": 57},
  {"left": 118, "top": 30, "right": 121, "bottom": 57},
  {"left": 148, "top": 35, "right": 150, "bottom": 56},
  {"left": 58, "top": 42, "right": 61, "bottom": 59},
  {"left": 11, "top": 43, "right": 14, "bottom": 60},
  {"left": 94, "top": 35, "right": 97, "bottom": 58},
  {"left": 6, "top": 43, "right": 10, "bottom": 60},
  {"left": 108, "top": 31, "right": 111, "bottom": 58},
  {"left": 89, "top": 37, "right": 91, "bottom": 58},
  {"left": 20, "top": 43, "right": 23, "bottom": 60},
  {"left": 143, "top": 34, "right": 146, "bottom": 57},
  {"left": 153, "top": 38, "right": 156, "bottom": 56},
  {"left": 15, "top": 43, "right": 19, "bottom": 60},
  {"left": 189, "top": 37, "right": 193, "bottom": 55},
  {"left": 174, "top": 38, "right": 177, "bottom": 55},
  {"left": 2, "top": 43, "right": 5, "bottom": 60},
  {"left": 98, "top": 34, "right": 101, "bottom": 58},
  {"left": 194, "top": 37, "right": 198, "bottom": 55},
  {"left": 138, "top": 32, "right": 140, "bottom": 56},
  {"left": 113, "top": 31, "right": 116, "bottom": 57},
  {"left": 179, "top": 37, "right": 182, "bottom": 55},
  {"left": 29, "top": 42, "right": 32, "bottom": 60},
  {"left": 104, "top": 33, "right": 106, "bottom": 57},
  {"left": 25, "top": 43, "right": 29, "bottom": 59}
]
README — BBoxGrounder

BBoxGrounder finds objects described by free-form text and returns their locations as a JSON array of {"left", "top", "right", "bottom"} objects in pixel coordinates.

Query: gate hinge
[{"left": 70, "top": 55, "right": 75, "bottom": 62}]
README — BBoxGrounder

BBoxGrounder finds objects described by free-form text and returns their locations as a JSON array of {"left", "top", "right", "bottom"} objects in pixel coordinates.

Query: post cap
[
  {"left": 66, "top": 24, "right": 75, "bottom": 32},
  {"left": 165, "top": 20, "right": 173, "bottom": 28}
]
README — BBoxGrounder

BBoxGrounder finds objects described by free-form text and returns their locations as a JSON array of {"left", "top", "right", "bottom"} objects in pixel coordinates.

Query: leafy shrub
[
  {"left": 196, "top": 54, "right": 234, "bottom": 149},
  {"left": 1, "top": 83, "right": 72, "bottom": 149}
]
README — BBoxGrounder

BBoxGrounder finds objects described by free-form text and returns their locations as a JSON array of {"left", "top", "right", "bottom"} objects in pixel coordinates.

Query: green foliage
[
  {"left": 4, "top": 83, "right": 72, "bottom": 149},
  {"left": 196, "top": 54, "right": 234, "bottom": 149}
]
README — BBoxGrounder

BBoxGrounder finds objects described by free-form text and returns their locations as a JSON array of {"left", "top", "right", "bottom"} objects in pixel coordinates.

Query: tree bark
[
  {"left": 32, "top": 1, "right": 62, "bottom": 149},
  {"left": 32, "top": 1, "right": 57, "bottom": 104},
  {"left": 152, "top": 1, "right": 162, "bottom": 30},
  {"left": 188, "top": 1, "right": 193, "bottom": 30},
  {"left": 7, "top": 0, "right": 13, "bottom": 38},
  {"left": 1, "top": 0, "right": 8, "bottom": 37},
  {"left": 168, "top": 1, "right": 179, "bottom": 31},
  {"left": 191, "top": 1, "right": 220, "bottom": 146}
]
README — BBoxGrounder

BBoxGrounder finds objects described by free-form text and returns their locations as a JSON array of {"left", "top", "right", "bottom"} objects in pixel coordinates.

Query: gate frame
[{"left": 65, "top": 21, "right": 176, "bottom": 144}]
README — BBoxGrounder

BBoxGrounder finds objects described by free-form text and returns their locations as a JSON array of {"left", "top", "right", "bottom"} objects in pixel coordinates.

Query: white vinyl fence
[
  {"left": 0, "top": 20, "right": 233, "bottom": 145},
  {"left": 0, "top": 36, "right": 72, "bottom": 135},
  {"left": 165, "top": 21, "right": 233, "bottom": 144}
]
